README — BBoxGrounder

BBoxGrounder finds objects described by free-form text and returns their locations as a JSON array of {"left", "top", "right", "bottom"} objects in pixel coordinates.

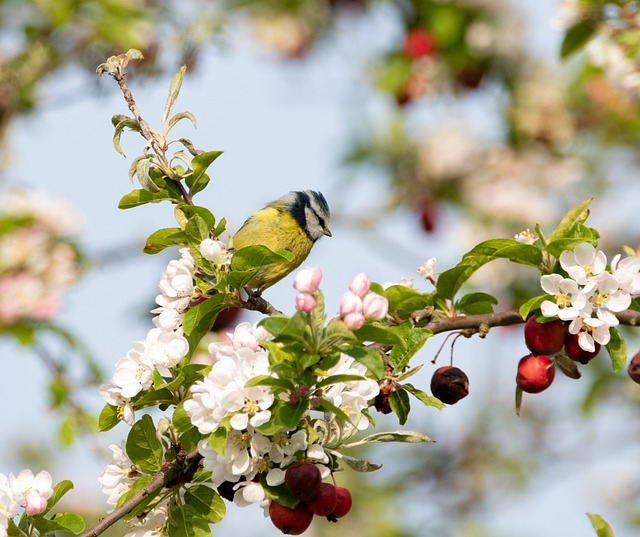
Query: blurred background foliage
[{"left": 2, "top": 0, "right": 640, "bottom": 535}]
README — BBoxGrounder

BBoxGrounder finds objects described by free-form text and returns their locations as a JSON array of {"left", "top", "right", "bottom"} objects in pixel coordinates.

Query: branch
[
  {"left": 79, "top": 448, "right": 203, "bottom": 537},
  {"left": 421, "top": 308, "right": 640, "bottom": 336},
  {"left": 242, "top": 286, "right": 282, "bottom": 315},
  {"left": 112, "top": 71, "right": 193, "bottom": 205}
]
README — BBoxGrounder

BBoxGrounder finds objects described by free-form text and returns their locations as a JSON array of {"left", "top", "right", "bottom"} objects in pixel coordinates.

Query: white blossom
[
  {"left": 540, "top": 274, "right": 590, "bottom": 321},
  {"left": 9, "top": 470, "right": 53, "bottom": 517},
  {"left": 99, "top": 443, "right": 138, "bottom": 509}
]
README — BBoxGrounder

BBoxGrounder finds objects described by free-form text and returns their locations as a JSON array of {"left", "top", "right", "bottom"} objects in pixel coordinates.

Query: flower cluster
[
  {"left": 540, "top": 242, "right": 640, "bottom": 352},
  {"left": 99, "top": 247, "right": 196, "bottom": 424},
  {"left": 0, "top": 469, "right": 54, "bottom": 537},
  {"left": 184, "top": 320, "right": 380, "bottom": 508},
  {"left": 0, "top": 189, "right": 81, "bottom": 325},
  {"left": 340, "top": 272, "right": 389, "bottom": 330}
]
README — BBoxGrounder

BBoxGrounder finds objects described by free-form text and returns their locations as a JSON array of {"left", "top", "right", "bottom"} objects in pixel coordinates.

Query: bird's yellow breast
[{"left": 232, "top": 207, "right": 314, "bottom": 290}]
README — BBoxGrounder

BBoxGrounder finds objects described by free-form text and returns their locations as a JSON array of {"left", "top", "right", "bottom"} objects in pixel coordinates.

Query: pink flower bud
[
  {"left": 363, "top": 292, "right": 389, "bottom": 320},
  {"left": 349, "top": 272, "right": 371, "bottom": 298},
  {"left": 293, "top": 267, "right": 322, "bottom": 294},
  {"left": 295, "top": 293, "right": 316, "bottom": 313},
  {"left": 340, "top": 291, "right": 363, "bottom": 317},
  {"left": 343, "top": 312, "right": 366, "bottom": 331},
  {"left": 25, "top": 491, "right": 48, "bottom": 516}
]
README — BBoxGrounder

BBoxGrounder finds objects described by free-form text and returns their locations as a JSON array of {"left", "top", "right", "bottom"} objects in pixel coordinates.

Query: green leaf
[
  {"left": 587, "top": 513, "right": 616, "bottom": 537},
  {"left": 184, "top": 484, "right": 226, "bottom": 524},
  {"left": 182, "top": 294, "right": 225, "bottom": 353},
  {"left": 112, "top": 116, "right": 140, "bottom": 157},
  {"left": 606, "top": 327, "right": 627, "bottom": 373},
  {"left": 143, "top": 227, "right": 187, "bottom": 254},
  {"left": 259, "top": 314, "right": 290, "bottom": 337},
  {"left": 231, "top": 245, "right": 295, "bottom": 271},
  {"left": 519, "top": 294, "right": 550, "bottom": 320},
  {"left": 343, "top": 430, "right": 433, "bottom": 448},
  {"left": 384, "top": 285, "right": 434, "bottom": 319},
  {"left": 340, "top": 346, "right": 385, "bottom": 379},
  {"left": 315, "top": 374, "right": 366, "bottom": 389},
  {"left": 436, "top": 264, "right": 478, "bottom": 301},
  {"left": 244, "top": 375, "right": 296, "bottom": 392},
  {"left": 168, "top": 111, "right": 197, "bottom": 133},
  {"left": 173, "top": 401, "right": 193, "bottom": 433},
  {"left": 561, "top": 22, "right": 596, "bottom": 60},
  {"left": 389, "top": 388, "right": 411, "bottom": 425},
  {"left": 136, "top": 158, "right": 161, "bottom": 193},
  {"left": 276, "top": 399, "right": 309, "bottom": 430},
  {"left": 177, "top": 204, "right": 216, "bottom": 232},
  {"left": 455, "top": 292, "right": 498, "bottom": 315},
  {"left": 227, "top": 246, "right": 295, "bottom": 289},
  {"left": 168, "top": 504, "right": 212, "bottom": 537},
  {"left": 126, "top": 414, "right": 163, "bottom": 474},
  {"left": 208, "top": 427, "right": 228, "bottom": 455},
  {"left": 33, "top": 513, "right": 85, "bottom": 535},
  {"left": 354, "top": 322, "right": 405, "bottom": 347},
  {"left": 46, "top": 480, "right": 74, "bottom": 512},
  {"left": 388, "top": 326, "right": 432, "bottom": 371},
  {"left": 438, "top": 239, "right": 542, "bottom": 300},
  {"left": 162, "top": 65, "right": 186, "bottom": 128},
  {"left": 98, "top": 404, "right": 120, "bottom": 432},
  {"left": 187, "top": 151, "right": 223, "bottom": 197},
  {"left": 331, "top": 451, "right": 382, "bottom": 472},
  {"left": 515, "top": 385, "right": 523, "bottom": 416},
  {"left": 546, "top": 198, "right": 593, "bottom": 243},
  {"left": 118, "top": 177, "right": 183, "bottom": 209},
  {"left": 403, "top": 383, "right": 444, "bottom": 410},
  {"left": 185, "top": 214, "right": 211, "bottom": 243}
]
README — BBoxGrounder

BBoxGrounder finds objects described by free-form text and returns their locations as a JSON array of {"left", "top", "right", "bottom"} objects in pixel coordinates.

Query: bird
[{"left": 231, "top": 190, "right": 331, "bottom": 292}]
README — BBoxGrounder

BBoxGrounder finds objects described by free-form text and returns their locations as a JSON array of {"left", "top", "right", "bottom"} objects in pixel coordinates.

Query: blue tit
[{"left": 231, "top": 190, "right": 331, "bottom": 291}]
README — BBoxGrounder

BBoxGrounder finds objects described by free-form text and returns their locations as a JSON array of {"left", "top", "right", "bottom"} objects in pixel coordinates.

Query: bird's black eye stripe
[{"left": 289, "top": 191, "right": 311, "bottom": 233}]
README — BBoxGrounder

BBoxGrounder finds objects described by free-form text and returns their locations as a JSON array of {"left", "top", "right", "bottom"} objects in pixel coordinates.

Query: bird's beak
[{"left": 323, "top": 228, "right": 332, "bottom": 237}]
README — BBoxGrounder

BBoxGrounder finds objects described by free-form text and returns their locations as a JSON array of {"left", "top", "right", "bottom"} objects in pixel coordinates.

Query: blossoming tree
[{"left": 4, "top": 2, "right": 640, "bottom": 537}]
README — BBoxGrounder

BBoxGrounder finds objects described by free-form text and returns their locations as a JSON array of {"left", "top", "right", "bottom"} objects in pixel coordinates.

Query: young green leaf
[
  {"left": 455, "top": 292, "right": 498, "bottom": 315},
  {"left": 98, "top": 404, "right": 120, "bottom": 432},
  {"left": 340, "top": 346, "right": 385, "bottom": 379},
  {"left": 342, "top": 430, "right": 433, "bottom": 448},
  {"left": 389, "top": 388, "right": 411, "bottom": 425},
  {"left": 143, "top": 227, "right": 188, "bottom": 254},
  {"left": 561, "top": 22, "right": 596, "bottom": 60},
  {"left": 331, "top": 451, "right": 382, "bottom": 472},
  {"left": 586, "top": 513, "right": 616, "bottom": 537},
  {"left": 162, "top": 65, "right": 187, "bottom": 128},
  {"left": 45, "top": 480, "right": 74, "bottom": 512},
  {"left": 187, "top": 151, "right": 223, "bottom": 197},
  {"left": 168, "top": 504, "right": 212, "bottom": 537},
  {"left": 126, "top": 414, "right": 163, "bottom": 474},
  {"left": 136, "top": 158, "right": 161, "bottom": 193},
  {"left": 167, "top": 111, "right": 197, "bottom": 133},
  {"left": 33, "top": 513, "right": 85, "bottom": 535},
  {"left": 388, "top": 326, "right": 432, "bottom": 371},
  {"left": 403, "top": 383, "right": 444, "bottom": 410},
  {"left": 112, "top": 116, "right": 141, "bottom": 157},
  {"left": 519, "top": 294, "right": 550, "bottom": 320},
  {"left": 184, "top": 485, "right": 226, "bottom": 524},
  {"left": 606, "top": 327, "right": 627, "bottom": 373}
]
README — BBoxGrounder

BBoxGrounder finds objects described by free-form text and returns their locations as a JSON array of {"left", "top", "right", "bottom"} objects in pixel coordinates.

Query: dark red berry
[
  {"left": 374, "top": 382, "right": 393, "bottom": 414},
  {"left": 327, "top": 486, "right": 352, "bottom": 522},
  {"left": 284, "top": 463, "right": 322, "bottom": 501},
  {"left": 564, "top": 332, "right": 600, "bottom": 364},
  {"left": 269, "top": 501, "right": 313, "bottom": 535},
  {"left": 516, "top": 354, "right": 555, "bottom": 393},
  {"left": 305, "top": 483, "right": 338, "bottom": 516},
  {"left": 524, "top": 316, "right": 566, "bottom": 356},
  {"left": 628, "top": 351, "right": 640, "bottom": 383},
  {"left": 430, "top": 366, "right": 469, "bottom": 404}
]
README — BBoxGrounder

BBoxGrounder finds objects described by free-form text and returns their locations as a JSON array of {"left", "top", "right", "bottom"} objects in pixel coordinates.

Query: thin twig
[{"left": 112, "top": 72, "right": 193, "bottom": 205}]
